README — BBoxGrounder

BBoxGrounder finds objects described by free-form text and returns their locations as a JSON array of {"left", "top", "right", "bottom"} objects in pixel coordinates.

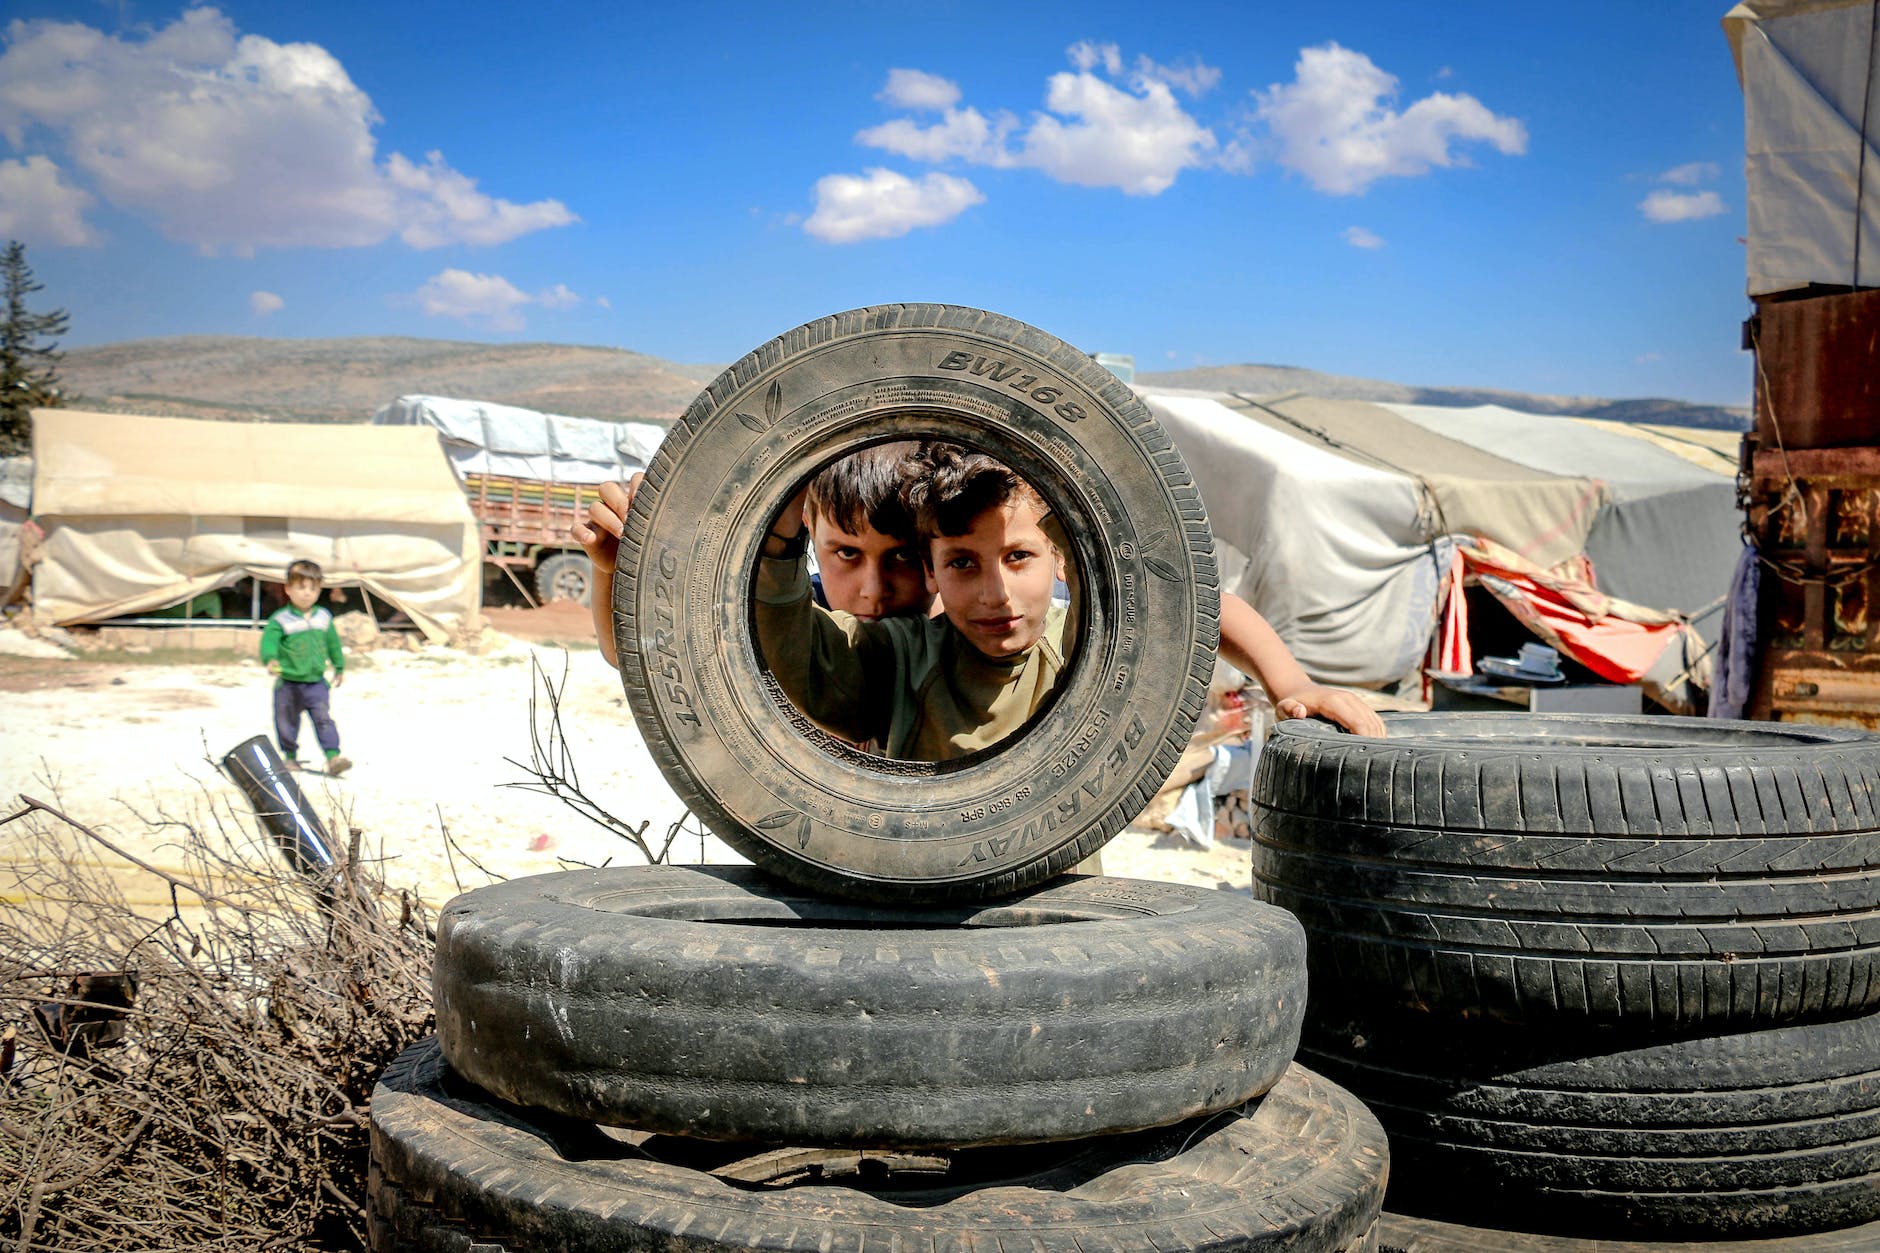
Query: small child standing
[{"left": 260, "top": 559, "right": 352, "bottom": 776}]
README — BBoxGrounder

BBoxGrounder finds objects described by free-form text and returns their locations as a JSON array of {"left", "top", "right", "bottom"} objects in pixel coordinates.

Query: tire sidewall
[{"left": 617, "top": 306, "right": 1217, "bottom": 898}]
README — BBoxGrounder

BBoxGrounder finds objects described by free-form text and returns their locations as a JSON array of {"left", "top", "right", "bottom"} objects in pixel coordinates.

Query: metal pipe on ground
[{"left": 219, "top": 735, "right": 338, "bottom": 877}]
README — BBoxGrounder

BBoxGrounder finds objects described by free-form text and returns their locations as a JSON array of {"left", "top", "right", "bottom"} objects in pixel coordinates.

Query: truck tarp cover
[
  {"left": 29, "top": 408, "right": 480, "bottom": 639},
  {"left": 372, "top": 394, "right": 665, "bottom": 484}
]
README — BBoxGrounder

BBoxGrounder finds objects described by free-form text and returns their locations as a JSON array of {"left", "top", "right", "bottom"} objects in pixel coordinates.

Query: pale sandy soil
[{"left": 0, "top": 615, "right": 1251, "bottom": 916}]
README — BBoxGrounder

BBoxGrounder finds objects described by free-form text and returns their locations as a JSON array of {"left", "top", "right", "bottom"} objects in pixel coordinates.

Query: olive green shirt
[{"left": 754, "top": 554, "right": 1068, "bottom": 762}]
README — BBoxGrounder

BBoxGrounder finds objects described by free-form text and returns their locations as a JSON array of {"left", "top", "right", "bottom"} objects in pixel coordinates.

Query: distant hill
[
  {"left": 57, "top": 335, "right": 722, "bottom": 425},
  {"left": 1137, "top": 363, "right": 1749, "bottom": 431},
  {"left": 54, "top": 335, "right": 1749, "bottom": 432}
]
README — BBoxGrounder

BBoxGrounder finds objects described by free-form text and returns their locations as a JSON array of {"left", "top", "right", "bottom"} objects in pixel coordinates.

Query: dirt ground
[{"left": 0, "top": 605, "right": 1252, "bottom": 914}]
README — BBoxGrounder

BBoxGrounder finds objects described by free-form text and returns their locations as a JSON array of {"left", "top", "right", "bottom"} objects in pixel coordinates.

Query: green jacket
[{"left": 260, "top": 605, "right": 344, "bottom": 683}]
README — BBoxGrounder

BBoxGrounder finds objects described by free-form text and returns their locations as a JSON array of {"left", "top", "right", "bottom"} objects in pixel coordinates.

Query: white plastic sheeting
[
  {"left": 372, "top": 394, "right": 665, "bottom": 484},
  {"left": 1139, "top": 389, "right": 1738, "bottom": 692},
  {"left": 1725, "top": 0, "right": 1880, "bottom": 292},
  {"left": 1142, "top": 391, "right": 1445, "bottom": 688},
  {"left": 0, "top": 457, "right": 28, "bottom": 593}
]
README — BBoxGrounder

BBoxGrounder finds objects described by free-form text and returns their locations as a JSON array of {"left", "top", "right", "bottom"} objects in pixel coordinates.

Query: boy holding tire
[{"left": 575, "top": 443, "right": 1381, "bottom": 759}]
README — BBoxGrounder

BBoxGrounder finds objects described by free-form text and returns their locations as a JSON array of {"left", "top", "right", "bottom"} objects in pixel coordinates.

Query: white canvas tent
[
  {"left": 0, "top": 457, "right": 28, "bottom": 597},
  {"left": 29, "top": 409, "right": 481, "bottom": 641},
  {"left": 1725, "top": 0, "right": 1880, "bottom": 292},
  {"left": 1140, "top": 389, "right": 1742, "bottom": 704},
  {"left": 372, "top": 395, "right": 665, "bottom": 484}
]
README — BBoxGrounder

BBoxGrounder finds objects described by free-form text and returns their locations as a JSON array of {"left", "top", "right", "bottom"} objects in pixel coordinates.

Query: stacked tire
[
  {"left": 368, "top": 867, "right": 1389, "bottom": 1251},
  {"left": 366, "top": 306, "right": 1391, "bottom": 1251},
  {"left": 1253, "top": 712, "right": 1880, "bottom": 1245}
]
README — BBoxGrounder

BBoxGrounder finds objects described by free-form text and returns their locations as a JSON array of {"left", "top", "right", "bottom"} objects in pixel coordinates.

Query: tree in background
[{"left": 0, "top": 240, "right": 70, "bottom": 456}]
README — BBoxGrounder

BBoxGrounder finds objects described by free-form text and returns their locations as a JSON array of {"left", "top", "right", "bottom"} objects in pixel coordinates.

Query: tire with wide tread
[
  {"left": 1253, "top": 712, "right": 1880, "bottom": 1030},
  {"left": 435, "top": 865, "right": 1307, "bottom": 1147},
  {"left": 368, "top": 1036, "right": 1388, "bottom": 1253},
  {"left": 615, "top": 303, "right": 1219, "bottom": 902},
  {"left": 1376, "top": 1211, "right": 1880, "bottom": 1252},
  {"left": 1303, "top": 1010, "right": 1880, "bottom": 1240}
]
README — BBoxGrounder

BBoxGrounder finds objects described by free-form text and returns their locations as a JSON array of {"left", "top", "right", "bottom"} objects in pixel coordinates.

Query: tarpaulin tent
[
  {"left": 1724, "top": 0, "right": 1880, "bottom": 293},
  {"left": 1140, "top": 389, "right": 1742, "bottom": 709},
  {"left": 0, "top": 458, "right": 29, "bottom": 597},
  {"left": 29, "top": 409, "right": 481, "bottom": 641},
  {"left": 372, "top": 394, "right": 665, "bottom": 484}
]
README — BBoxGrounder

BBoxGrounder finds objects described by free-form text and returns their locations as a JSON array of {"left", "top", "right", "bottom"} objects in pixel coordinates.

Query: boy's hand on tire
[
  {"left": 573, "top": 474, "right": 641, "bottom": 576},
  {"left": 1277, "top": 685, "right": 1386, "bottom": 737}
]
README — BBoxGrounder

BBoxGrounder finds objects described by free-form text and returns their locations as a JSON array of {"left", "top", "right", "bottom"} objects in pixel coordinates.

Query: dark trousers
[{"left": 274, "top": 679, "right": 340, "bottom": 759}]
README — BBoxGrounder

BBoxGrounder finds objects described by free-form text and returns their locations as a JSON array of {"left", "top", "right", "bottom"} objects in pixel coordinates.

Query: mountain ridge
[{"left": 53, "top": 335, "right": 1748, "bottom": 431}]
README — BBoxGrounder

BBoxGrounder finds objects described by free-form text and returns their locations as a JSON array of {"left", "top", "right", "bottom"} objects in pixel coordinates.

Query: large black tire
[
  {"left": 434, "top": 866, "right": 1307, "bottom": 1147},
  {"left": 369, "top": 1036, "right": 1388, "bottom": 1253},
  {"left": 534, "top": 550, "right": 593, "bottom": 606},
  {"left": 1377, "top": 1211, "right": 1880, "bottom": 1252},
  {"left": 614, "top": 304, "right": 1219, "bottom": 902},
  {"left": 1254, "top": 713, "right": 1880, "bottom": 1031},
  {"left": 1303, "top": 1010, "right": 1880, "bottom": 1240}
]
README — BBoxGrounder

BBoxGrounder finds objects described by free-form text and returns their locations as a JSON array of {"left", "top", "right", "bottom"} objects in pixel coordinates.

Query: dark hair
[
  {"left": 285, "top": 559, "right": 324, "bottom": 585},
  {"left": 804, "top": 442, "right": 920, "bottom": 543},
  {"left": 902, "top": 442, "right": 1047, "bottom": 543}
]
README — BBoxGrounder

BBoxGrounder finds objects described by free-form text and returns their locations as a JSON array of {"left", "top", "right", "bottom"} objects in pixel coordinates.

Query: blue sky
[{"left": 1, "top": 2, "right": 1751, "bottom": 405}]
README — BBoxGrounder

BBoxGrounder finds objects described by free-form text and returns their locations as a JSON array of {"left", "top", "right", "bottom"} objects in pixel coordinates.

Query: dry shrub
[{"left": 0, "top": 793, "right": 438, "bottom": 1251}]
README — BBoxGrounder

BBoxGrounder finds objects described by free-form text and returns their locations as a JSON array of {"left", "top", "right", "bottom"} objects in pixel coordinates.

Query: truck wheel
[
  {"left": 1253, "top": 712, "right": 1880, "bottom": 1031},
  {"left": 533, "top": 551, "right": 592, "bottom": 606},
  {"left": 614, "top": 303, "right": 1218, "bottom": 902},
  {"left": 433, "top": 865, "right": 1307, "bottom": 1147},
  {"left": 1304, "top": 1009, "right": 1880, "bottom": 1240},
  {"left": 369, "top": 1036, "right": 1388, "bottom": 1253}
]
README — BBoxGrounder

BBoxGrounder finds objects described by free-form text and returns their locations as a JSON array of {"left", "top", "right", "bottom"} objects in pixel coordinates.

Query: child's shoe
[{"left": 325, "top": 753, "right": 352, "bottom": 777}]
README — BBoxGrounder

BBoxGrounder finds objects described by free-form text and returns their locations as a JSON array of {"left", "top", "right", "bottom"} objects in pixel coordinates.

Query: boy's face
[
  {"left": 925, "top": 497, "right": 1065, "bottom": 659},
  {"left": 286, "top": 577, "right": 321, "bottom": 611},
  {"left": 809, "top": 512, "right": 932, "bottom": 622}
]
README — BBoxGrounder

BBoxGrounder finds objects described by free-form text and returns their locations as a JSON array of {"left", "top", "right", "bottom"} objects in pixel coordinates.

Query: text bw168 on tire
[
  {"left": 433, "top": 866, "right": 1308, "bottom": 1148},
  {"left": 1253, "top": 713, "right": 1880, "bottom": 1031},
  {"left": 614, "top": 304, "right": 1219, "bottom": 902}
]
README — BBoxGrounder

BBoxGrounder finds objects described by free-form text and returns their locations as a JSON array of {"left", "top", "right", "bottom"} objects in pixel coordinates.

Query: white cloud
[
  {"left": 1134, "top": 53, "right": 1221, "bottom": 97},
  {"left": 1658, "top": 161, "right": 1719, "bottom": 186},
  {"left": 0, "top": 9, "right": 575, "bottom": 255},
  {"left": 1635, "top": 351, "right": 1662, "bottom": 364},
  {"left": 595, "top": 295, "right": 612, "bottom": 310},
  {"left": 841, "top": 41, "right": 1518, "bottom": 230},
  {"left": 878, "top": 68, "right": 960, "bottom": 111},
  {"left": 804, "top": 168, "right": 983, "bottom": 243},
  {"left": 858, "top": 48, "right": 1216, "bottom": 196},
  {"left": 857, "top": 106, "right": 1018, "bottom": 166},
  {"left": 1021, "top": 64, "right": 1217, "bottom": 194},
  {"left": 413, "top": 269, "right": 581, "bottom": 330},
  {"left": 1343, "top": 225, "right": 1385, "bottom": 249},
  {"left": 0, "top": 154, "right": 98, "bottom": 245},
  {"left": 1254, "top": 43, "right": 1526, "bottom": 195},
  {"left": 1640, "top": 188, "right": 1725, "bottom": 223},
  {"left": 249, "top": 290, "right": 283, "bottom": 316},
  {"left": 385, "top": 151, "right": 576, "bottom": 248},
  {"left": 1068, "top": 41, "right": 1124, "bottom": 76}
]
